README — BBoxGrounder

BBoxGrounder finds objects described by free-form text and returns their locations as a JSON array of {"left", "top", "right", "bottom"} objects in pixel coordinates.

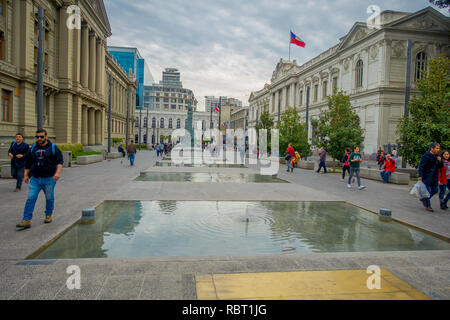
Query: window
[
  {"left": 0, "top": 31, "right": 4, "bottom": 60},
  {"left": 178, "top": 99, "right": 183, "bottom": 104},
  {"left": 169, "top": 118, "right": 173, "bottom": 129},
  {"left": 415, "top": 52, "right": 427, "bottom": 82},
  {"left": 1, "top": 89, "right": 12, "bottom": 122},
  {"left": 0, "top": 0, "right": 4, "bottom": 16},
  {"left": 34, "top": 46, "right": 38, "bottom": 72},
  {"left": 164, "top": 104, "right": 169, "bottom": 110},
  {"left": 163, "top": 98, "right": 169, "bottom": 103},
  {"left": 314, "top": 84, "right": 318, "bottom": 102},
  {"left": 143, "top": 117, "right": 148, "bottom": 128},
  {"left": 300, "top": 90, "right": 303, "bottom": 106},
  {"left": 202, "top": 120, "right": 206, "bottom": 130},
  {"left": 177, "top": 119, "right": 181, "bottom": 129},
  {"left": 355, "top": 60, "right": 363, "bottom": 88},
  {"left": 155, "top": 98, "right": 160, "bottom": 102},
  {"left": 160, "top": 118, "right": 164, "bottom": 128},
  {"left": 44, "top": 53, "right": 48, "bottom": 74},
  {"left": 322, "top": 81, "right": 328, "bottom": 98},
  {"left": 286, "top": 86, "right": 290, "bottom": 107},
  {"left": 332, "top": 77, "right": 338, "bottom": 91},
  {"left": 152, "top": 117, "right": 156, "bottom": 128},
  {"left": 210, "top": 121, "right": 214, "bottom": 129}
]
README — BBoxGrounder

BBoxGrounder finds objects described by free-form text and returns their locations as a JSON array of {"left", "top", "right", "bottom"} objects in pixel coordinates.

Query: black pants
[{"left": 342, "top": 166, "right": 350, "bottom": 179}]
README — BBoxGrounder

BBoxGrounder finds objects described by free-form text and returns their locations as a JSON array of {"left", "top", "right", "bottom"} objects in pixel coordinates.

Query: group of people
[
  {"left": 117, "top": 140, "right": 137, "bottom": 166},
  {"left": 154, "top": 143, "right": 172, "bottom": 157},
  {"left": 284, "top": 144, "right": 301, "bottom": 173}
]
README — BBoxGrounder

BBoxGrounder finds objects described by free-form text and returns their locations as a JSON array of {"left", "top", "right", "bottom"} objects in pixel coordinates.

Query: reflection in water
[
  {"left": 32, "top": 201, "right": 450, "bottom": 259},
  {"left": 136, "top": 172, "right": 286, "bottom": 183},
  {"left": 154, "top": 161, "right": 247, "bottom": 168}
]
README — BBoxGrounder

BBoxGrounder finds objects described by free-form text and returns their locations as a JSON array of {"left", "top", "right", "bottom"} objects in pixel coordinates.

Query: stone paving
[{"left": 0, "top": 151, "right": 449, "bottom": 300}]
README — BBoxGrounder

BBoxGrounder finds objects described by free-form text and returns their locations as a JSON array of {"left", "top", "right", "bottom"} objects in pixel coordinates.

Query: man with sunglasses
[{"left": 16, "top": 129, "right": 63, "bottom": 230}]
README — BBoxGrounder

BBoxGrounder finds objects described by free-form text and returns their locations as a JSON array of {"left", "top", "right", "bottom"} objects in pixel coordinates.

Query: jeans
[
  {"left": 317, "top": 161, "right": 327, "bottom": 173},
  {"left": 23, "top": 177, "right": 56, "bottom": 221},
  {"left": 422, "top": 183, "right": 439, "bottom": 207},
  {"left": 348, "top": 167, "right": 361, "bottom": 186},
  {"left": 129, "top": 153, "right": 135, "bottom": 165},
  {"left": 439, "top": 182, "right": 450, "bottom": 206},
  {"left": 11, "top": 165, "right": 24, "bottom": 190},
  {"left": 342, "top": 166, "right": 350, "bottom": 179},
  {"left": 380, "top": 171, "right": 392, "bottom": 183}
]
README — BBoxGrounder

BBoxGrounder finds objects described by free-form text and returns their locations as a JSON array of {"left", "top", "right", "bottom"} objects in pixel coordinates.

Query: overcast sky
[{"left": 103, "top": 0, "right": 447, "bottom": 110}]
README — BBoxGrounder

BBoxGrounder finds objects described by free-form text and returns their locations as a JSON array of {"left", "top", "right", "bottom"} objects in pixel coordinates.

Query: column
[
  {"left": 89, "top": 32, "right": 97, "bottom": 92},
  {"left": 290, "top": 83, "right": 295, "bottom": 109},
  {"left": 96, "top": 39, "right": 103, "bottom": 94},
  {"left": 88, "top": 108, "right": 96, "bottom": 145},
  {"left": 95, "top": 110, "right": 102, "bottom": 145},
  {"left": 82, "top": 106, "right": 88, "bottom": 145},
  {"left": 80, "top": 24, "right": 89, "bottom": 88}
]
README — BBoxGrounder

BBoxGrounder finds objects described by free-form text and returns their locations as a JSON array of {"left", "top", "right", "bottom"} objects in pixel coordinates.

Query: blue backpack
[{"left": 30, "top": 143, "right": 56, "bottom": 156}]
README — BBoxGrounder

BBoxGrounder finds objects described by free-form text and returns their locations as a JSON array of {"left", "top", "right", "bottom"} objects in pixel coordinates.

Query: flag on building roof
[
  {"left": 290, "top": 31, "right": 306, "bottom": 48},
  {"left": 215, "top": 105, "right": 220, "bottom": 112}
]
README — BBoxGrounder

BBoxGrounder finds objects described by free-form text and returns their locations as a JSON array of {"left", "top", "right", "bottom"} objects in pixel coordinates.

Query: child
[{"left": 341, "top": 148, "right": 351, "bottom": 181}]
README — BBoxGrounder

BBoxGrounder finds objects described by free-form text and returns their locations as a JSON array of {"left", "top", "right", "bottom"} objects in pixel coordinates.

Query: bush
[
  {"left": 57, "top": 143, "right": 84, "bottom": 155},
  {"left": 112, "top": 138, "right": 123, "bottom": 144}
]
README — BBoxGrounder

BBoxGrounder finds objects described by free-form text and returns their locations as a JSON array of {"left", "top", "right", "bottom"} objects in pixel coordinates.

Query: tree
[
  {"left": 397, "top": 55, "right": 450, "bottom": 168},
  {"left": 429, "top": 0, "right": 450, "bottom": 10},
  {"left": 276, "top": 107, "right": 311, "bottom": 157},
  {"left": 311, "top": 90, "right": 365, "bottom": 161}
]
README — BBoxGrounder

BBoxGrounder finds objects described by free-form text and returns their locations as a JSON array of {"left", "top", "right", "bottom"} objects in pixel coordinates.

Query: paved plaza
[{"left": 0, "top": 151, "right": 449, "bottom": 300}]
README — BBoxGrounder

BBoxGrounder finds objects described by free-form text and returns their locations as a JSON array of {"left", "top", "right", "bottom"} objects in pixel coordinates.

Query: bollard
[
  {"left": 81, "top": 208, "right": 96, "bottom": 225},
  {"left": 379, "top": 208, "right": 392, "bottom": 222}
]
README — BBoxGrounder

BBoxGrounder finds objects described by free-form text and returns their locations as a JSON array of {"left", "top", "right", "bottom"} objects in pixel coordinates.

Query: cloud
[{"left": 103, "top": 0, "right": 445, "bottom": 110}]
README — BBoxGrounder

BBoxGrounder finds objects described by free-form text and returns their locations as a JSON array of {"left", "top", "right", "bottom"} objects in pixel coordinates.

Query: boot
[{"left": 16, "top": 220, "right": 31, "bottom": 230}]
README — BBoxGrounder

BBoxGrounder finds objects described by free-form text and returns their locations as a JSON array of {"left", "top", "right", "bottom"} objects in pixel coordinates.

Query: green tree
[
  {"left": 397, "top": 55, "right": 450, "bottom": 168},
  {"left": 277, "top": 107, "right": 311, "bottom": 157},
  {"left": 311, "top": 90, "right": 365, "bottom": 161}
]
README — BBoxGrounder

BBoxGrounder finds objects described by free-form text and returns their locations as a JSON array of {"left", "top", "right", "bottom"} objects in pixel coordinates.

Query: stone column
[
  {"left": 82, "top": 106, "right": 88, "bottom": 145},
  {"left": 80, "top": 24, "right": 89, "bottom": 88},
  {"left": 72, "top": 95, "right": 82, "bottom": 143},
  {"left": 96, "top": 39, "right": 103, "bottom": 94},
  {"left": 88, "top": 108, "right": 96, "bottom": 145},
  {"left": 89, "top": 32, "right": 97, "bottom": 92},
  {"left": 95, "top": 110, "right": 102, "bottom": 145}
]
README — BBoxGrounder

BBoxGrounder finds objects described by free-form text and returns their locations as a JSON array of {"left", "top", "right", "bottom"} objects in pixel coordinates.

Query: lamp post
[
  {"left": 37, "top": 6, "right": 44, "bottom": 130},
  {"left": 108, "top": 74, "right": 112, "bottom": 153},
  {"left": 126, "top": 88, "right": 129, "bottom": 149}
]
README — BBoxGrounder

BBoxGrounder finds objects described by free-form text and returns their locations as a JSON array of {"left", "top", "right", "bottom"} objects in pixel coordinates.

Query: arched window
[
  {"left": 185, "top": 118, "right": 188, "bottom": 128},
  {"left": 415, "top": 52, "right": 427, "bottom": 82},
  {"left": 160, "top": 118, "right": 164, "bottom": 128},
  {"left": 169, "top": 118, "right": 173, "bottom": 129},
  {"left": 355, "top": 60, "right": 363, "bottom": 88},
  {"left": 152, "top": 117, "right": 156, "bottom": 128},
  {"left": 177, "top": 118, "right": 181, "bottom": 129}
]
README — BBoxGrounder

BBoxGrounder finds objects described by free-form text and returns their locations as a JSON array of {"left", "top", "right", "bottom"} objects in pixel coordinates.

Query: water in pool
[
  {"left": 135, "top": 172, "right": 286, "bottom": 183},
  {"left": 154, "top": 161, "right": 247, "bottom": 168},
  {"left": 31, "top": 201, "right": 450, "bottom": 259}
]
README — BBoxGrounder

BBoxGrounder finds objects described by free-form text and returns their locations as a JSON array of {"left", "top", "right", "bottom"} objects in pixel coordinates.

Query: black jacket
[
  {"left": 418, "top": 151, "right": 442, "bottom": 186},
  {"left": 8, "top": 141, "right": 29, "bottom": 168},
  {"left": 26, "top": 140, "right": 63, "bottom": 178}
]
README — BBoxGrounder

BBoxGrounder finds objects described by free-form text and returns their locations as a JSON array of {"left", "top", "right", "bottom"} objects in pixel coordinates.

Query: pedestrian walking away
[
  {"left": 317, "top": 147, "right": 327, "bottom": 174},
  {"left": 380, "top": 154, "right": 396, "bottom": 183},
  {"left": 418, "top": 143, "right": 442, "bottom": 212},
  {"left": 127, "top": 140, "right": 137, "bottom": 166},
  {"left": 8, "top": 133, "right": 29, "bottom": 192},
  {"left": 16, "top": 129, "right": 63, "bottom": 230},
  {"left": 347, "top": 146, "right": 365, "bottom": 190},
  {"left": 438, "top": 150, "right": 449, "bottom": 210},
  {"left": 341, "top": 148, "right": 351, "bottom": 181},
  {"left": 285, "top": 143, "right": 295, "bottom": 172}
]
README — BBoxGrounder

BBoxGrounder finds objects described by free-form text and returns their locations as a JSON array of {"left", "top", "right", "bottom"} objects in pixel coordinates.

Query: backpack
[{"left": 30, "top": 143, "right": 56, "bottom": 156}]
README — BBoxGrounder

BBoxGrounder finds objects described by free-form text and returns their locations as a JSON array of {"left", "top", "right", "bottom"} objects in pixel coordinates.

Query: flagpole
[{"left": 289, "top": 30, "right": 291, "bottom": 61}]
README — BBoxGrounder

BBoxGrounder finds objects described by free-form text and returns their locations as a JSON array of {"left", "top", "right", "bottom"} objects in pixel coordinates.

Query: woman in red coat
[{"left": 285, "top": 144, "right": 295, "bottom": 172}]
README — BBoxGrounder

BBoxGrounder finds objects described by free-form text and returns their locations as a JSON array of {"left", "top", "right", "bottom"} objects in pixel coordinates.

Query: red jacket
[
  {"left": 438, "top": 167, "right": 448, "bottom": 185},
  {"left": 384, "top": 159, "right": 396, "bottom": 173},
  {"left": 286, "top": 146, "right": 295, "bottom": 158}
]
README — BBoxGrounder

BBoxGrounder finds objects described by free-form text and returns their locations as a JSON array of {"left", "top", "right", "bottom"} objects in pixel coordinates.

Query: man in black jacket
[
  {"left": 8, "top": 133, "right": 29, "bottom": 192},
  {"left": 16, "top": 129, "right": 63, "bottom": 230},
  {"left": 418, "top": 143, "right": 442, "bottom": 212}
]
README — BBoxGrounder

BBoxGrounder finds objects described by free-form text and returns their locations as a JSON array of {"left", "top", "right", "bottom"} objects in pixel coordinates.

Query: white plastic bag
[{"left": 410, "top": 181, "right": 430, "bottom": 199}]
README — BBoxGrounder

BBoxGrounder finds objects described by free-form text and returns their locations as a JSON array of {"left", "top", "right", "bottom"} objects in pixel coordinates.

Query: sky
[{"left": 103, "top": 0, "right": 448, "bottom": 110}]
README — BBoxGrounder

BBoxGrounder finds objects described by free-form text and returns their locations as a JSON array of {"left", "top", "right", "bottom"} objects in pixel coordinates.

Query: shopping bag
[{"left": 410, "top": 181, "right": 430, "bottom": 199}]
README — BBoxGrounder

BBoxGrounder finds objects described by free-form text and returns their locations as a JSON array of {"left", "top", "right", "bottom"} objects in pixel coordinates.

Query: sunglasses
[{"left": 35, "top": 135, "right": 46, "bottom": 139}]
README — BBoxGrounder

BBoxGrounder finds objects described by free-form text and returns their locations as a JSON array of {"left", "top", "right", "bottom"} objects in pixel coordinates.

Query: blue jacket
[
  {"left": 8, "top": 141, "right": 29, "bottom": 168},
  {"left": 418, "top": 151, "right": 441, "bottom": 186}
]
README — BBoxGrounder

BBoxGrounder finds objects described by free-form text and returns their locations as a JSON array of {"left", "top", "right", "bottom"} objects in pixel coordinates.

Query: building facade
[
  {"left": 230, "top": 107, "right": 249, "bottom": 131},
  {"left": 0, "top": 0, "right": 136, "bottom": 147},
  {"left": 248, "top": 7, "right": 449, "bottom": 155}
]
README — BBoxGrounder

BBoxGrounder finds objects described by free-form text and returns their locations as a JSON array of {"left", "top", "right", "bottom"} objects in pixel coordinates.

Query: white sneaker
[
  {"left": 347, "top": 184, "right": 351, "bottom": 188},
  {"left": 341, "top": 178, "right": 345, "bottom": 182},
  {"left": 358, "top": 186, "right": 366, "bottom": 190}
]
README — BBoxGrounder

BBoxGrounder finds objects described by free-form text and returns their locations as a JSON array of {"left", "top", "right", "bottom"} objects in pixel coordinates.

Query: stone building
[
  {"left": 230, "top": 107, "right": 249, "bottom": 131},
  {"left": 0, "top": 0, "right": 136, "bottom": 147},
  {"left": 248, "top": 7, "right": 449, "bottom": 155}
]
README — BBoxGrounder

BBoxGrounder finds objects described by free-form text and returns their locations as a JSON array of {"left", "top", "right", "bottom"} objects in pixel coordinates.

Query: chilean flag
[
  {"left": 215, "top": 104, "right": 220, "bottom": 112},
  {"left": 290, "top": 31, "right": 306, "bottom": 48}
]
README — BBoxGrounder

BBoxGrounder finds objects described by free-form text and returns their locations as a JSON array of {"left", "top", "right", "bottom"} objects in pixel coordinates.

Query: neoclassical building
[
  {"left": 0, "top": 0, "right": 136, "bottom": 146},
  {"left": 249, "top": 7, "right": 449, "bottom": 155}
]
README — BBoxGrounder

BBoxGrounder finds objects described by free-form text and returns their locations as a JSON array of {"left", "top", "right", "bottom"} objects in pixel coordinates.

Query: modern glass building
[{"left": 107, "top": 46, "right": 154, "bottom": 110}]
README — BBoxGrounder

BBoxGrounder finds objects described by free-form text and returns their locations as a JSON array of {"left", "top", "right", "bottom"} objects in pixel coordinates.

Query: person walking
[
  {"left": 438, "top": 150, "right": 449, "bottom": 210},
  {"left": 418, "top": 143, "right": 442, "bottom": 212},
  {"left": 8, "top": 133, "right": 29, "bottom": 192},
  {"left": 127, "top": 140, "right": 137, "bottom": 166},
  {"left": 15, "top": 129, "right": 63, "bottom": 230},
  {"left": 285, "top": 143, "right": 295, "bottom": 172},
  {"left": 341, "top": 148, "right": 351, "bottom": 181},
  {"left": 380, "top": 154, "right": 396, "bottom": 183},
  {"left": 317, "top": 147, "right": 327, "bottom": 174},
  {"left": 347, "top": 146, "right": 365, "bottom": 190}
]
